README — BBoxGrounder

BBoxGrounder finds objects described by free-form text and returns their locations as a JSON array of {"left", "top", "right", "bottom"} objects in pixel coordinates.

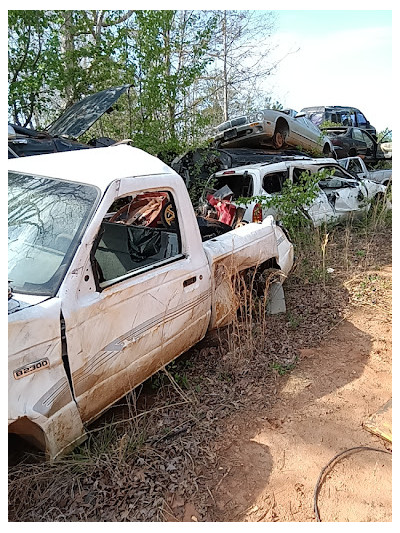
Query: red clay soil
[{"left": 202, "top": 267, "right": 392, "bottom": 522}]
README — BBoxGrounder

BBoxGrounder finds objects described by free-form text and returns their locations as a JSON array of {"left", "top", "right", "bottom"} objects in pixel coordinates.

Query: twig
[
  {"left": 323, "top": 316, "right": 346, "bottom": 337},
  {"left": 207, "top": 487, "right": 216, "bottom": 505},
  {"left": 215, "top": 466, "right": 232, "bottom": 491},
  {"left": 278, "top": 449, "right": 286, "bottom": 471}
]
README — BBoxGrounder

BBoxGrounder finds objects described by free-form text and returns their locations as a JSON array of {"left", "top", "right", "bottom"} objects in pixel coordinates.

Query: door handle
[{"left": 183, "top": 276, "right": 197, "bottom": 287}]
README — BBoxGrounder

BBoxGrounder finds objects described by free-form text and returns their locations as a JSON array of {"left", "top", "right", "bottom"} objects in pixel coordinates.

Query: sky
[{"left": 263, "top": 9, "right": 392, "bottom": 134}]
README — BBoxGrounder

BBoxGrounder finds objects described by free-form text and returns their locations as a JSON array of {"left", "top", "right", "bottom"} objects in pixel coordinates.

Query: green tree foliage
[
  {"left": 8, "top": 10, "right": 135, "bottom": 128},
  {"left": 8, "top": 10, "right": 61, "bottom": 126},
  {"left": 128, "top": 10, "right": 217, "bottom": 158},
  {"left": 8, "top": 10, "right": 278, "bottom": 158},
  {"left": 378, "top": 128, "right": 392, "bottom": 143}
]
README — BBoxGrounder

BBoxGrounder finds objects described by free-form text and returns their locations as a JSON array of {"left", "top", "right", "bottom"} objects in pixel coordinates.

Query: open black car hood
[{"left": 46, "top": 84, "right": 131, "bottom": 139}]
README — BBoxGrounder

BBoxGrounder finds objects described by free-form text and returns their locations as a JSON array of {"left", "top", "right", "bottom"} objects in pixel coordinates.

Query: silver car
[{"left": 214, "top": 108, "right": 334, "bottom": 157}]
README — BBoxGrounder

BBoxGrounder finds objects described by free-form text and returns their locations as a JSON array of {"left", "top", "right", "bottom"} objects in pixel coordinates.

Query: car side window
[
  {"left": 361, "top": 131, "right": 374, "bottom": 149},
  {"left": 356, "top": 112, "right": 367, "bottom": 126},
  {"left": 340, "top": 111, "right": 353, "bottom": 126},
  {"left": 93, "top": 191, "right": 182, "bottom": 288},
  {"left": 262, "top": 171, "right": 288, "bottom": 193},
  {"left": 352, "top": 129, "right": 364, "bottom": 142}
]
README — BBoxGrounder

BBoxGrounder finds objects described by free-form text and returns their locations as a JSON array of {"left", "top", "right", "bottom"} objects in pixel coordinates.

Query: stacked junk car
[
  {"left": 8, "top": 93, "right": 391, "bottom": 460},
  {"left": 172, "top": 105, "right": 390, "bottom": 228}
]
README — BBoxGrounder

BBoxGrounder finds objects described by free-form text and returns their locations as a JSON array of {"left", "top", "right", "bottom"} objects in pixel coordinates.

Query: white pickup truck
[
  {"left": 8, "top": 145, "right": 293, "bottom": 460},
  {"left": 338, "top": 156, "right": 392, "bottom": 186}
]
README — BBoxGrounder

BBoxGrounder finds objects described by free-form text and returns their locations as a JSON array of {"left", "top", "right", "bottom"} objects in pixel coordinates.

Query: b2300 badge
[{"left": 13, "top": 358, "right": 50, "bottom": 380}]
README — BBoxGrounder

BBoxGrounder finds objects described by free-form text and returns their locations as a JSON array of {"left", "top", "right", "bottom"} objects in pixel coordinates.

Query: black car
[
  {"left": 8, "top": 85, "right": 132, "bottom": 158},
  {"left": 322, "top": 126, "right": 385, "bottom": 163},
  {"left": 301, "top": 106, "right": 377, "bottom": 138},
  {"left": 171, "top": 146, "right": 312, "bottom": 188}
]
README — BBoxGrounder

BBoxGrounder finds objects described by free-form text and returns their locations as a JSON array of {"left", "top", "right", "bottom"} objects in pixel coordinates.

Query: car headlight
[{"left": 248, "top": 111, "right": 264, "bottom": 123}]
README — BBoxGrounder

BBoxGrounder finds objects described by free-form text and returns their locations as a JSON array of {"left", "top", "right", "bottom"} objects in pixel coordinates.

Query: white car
[
  {"left": 213, "top": 108, "right": 334, "bottom": 157},
  {"left": 203, "top": 158, "right": 387, "bottom": 227},
  {"left": 380, "top": 141, "right": 392, "bottom": 159}
]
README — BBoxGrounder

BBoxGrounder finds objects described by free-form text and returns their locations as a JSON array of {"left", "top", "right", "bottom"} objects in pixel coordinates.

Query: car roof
[
  {"left": 301, "top": 105, "right": 361, "bottom": 113},
  {"left": 8, "top": 144, "right": 177, "bottom": 193}
]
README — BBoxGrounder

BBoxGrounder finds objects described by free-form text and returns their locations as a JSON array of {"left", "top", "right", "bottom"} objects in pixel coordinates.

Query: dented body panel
[{"left": 8, "top": 145, "right": 293, "bottom": 460}]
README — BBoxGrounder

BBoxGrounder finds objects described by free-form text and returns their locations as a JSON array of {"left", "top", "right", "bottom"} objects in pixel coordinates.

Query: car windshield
[{"left": 8, "top": 172, "right": 100, "bottom": 297}]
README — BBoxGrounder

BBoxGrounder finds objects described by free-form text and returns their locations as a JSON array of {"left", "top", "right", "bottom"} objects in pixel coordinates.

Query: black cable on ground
[{"left": 314, "top": 445, "right": 392, "bottom": 522}]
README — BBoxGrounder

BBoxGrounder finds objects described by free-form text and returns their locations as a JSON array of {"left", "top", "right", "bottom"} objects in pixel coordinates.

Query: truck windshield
[{"left": 8, "top": 172, "right": 100, "bottom": 297}]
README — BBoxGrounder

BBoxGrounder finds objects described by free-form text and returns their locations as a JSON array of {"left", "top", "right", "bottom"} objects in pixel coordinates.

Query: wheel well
[
  {"left": 323, "top": 143, "right": 333, "bottom": 156},
  {"left": 9, "top": 417, "right": 46, "bottom": 454},
  {"left": 275, "top": 117, "right": 289, "bottom": 134}
]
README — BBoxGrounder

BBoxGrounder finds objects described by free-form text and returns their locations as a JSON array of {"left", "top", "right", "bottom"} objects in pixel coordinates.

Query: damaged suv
[
  {"left": 300, "top": 106, "right": 377, "bottom": 139},
  {"left": 200, "top": 158, "right": 387, "bottom": 227}
]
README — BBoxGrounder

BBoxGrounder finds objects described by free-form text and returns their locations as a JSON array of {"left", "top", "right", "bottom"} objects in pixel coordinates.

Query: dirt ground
[
  {"left": 204, "top": 275, "right": 392, "bottom": 522},
  {"left": 8, "top": 227, "right": 392, "bottom": 522}
]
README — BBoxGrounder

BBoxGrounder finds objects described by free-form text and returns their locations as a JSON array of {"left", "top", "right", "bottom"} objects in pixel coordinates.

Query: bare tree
[{"left": 200, "top": 10, "right": 280, "bottom": 122}]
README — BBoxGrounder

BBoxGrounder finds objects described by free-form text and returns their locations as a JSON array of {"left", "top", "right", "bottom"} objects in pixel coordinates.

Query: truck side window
[{"left": 93, "top": 191, "right": 182, "bottom": 287}]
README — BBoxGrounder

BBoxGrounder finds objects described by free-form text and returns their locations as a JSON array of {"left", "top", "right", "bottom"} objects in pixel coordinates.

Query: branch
[
  {"left": 9, "top": 25, "right": 32, "bottom": 84},
  {"left": 101, "top": 10, "right": 134, "bottom": 28}
]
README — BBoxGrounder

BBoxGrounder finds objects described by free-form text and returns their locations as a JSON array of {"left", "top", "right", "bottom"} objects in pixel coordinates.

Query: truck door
[{"left": 61, "top": 179, "right": 212, "bottom": 424}]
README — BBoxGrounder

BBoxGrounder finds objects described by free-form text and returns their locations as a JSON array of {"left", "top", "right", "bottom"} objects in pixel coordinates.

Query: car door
[
  {"left": 346, "top": 158, "right": 366, "bottom": 180},
  {"left": 359, "top": 130, "right": 376, "bottom": 160},
  {"left": 61, "top": 177, "right": 212, "bottom": 424},
  {"left": 350, "top": 128, "right": 368, "bottom": 156},
  {"left": 291, "top": 115, "right": 321, "bottom": 150}
]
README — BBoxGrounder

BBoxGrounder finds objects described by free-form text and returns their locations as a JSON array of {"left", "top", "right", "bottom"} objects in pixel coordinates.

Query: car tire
[{"left": 272, "top": 121, "right": 289, "bottom": 149}]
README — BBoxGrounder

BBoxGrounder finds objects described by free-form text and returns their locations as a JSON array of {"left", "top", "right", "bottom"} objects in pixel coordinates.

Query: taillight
[{"left": 252, "top": 203, "right": 263, "bottom": 223}]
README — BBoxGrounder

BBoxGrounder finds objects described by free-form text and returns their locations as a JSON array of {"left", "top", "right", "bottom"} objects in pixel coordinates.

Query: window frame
[{"left": 90, "top": 189, "right": 184, "bottom": 291}]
